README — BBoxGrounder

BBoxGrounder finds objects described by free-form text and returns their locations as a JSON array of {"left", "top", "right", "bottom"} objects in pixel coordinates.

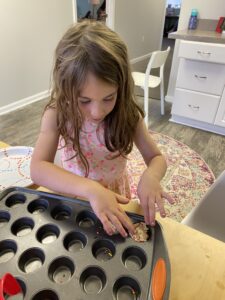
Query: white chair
[
  {"left": 132, "top": 46, "right": 170, "bottom": 125},
  {"left": 182, "top": 170, "right": 225, "bottom": 243}
]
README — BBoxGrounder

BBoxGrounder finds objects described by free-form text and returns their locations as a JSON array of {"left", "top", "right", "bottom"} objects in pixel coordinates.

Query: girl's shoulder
[
  {"left": 41, "top": 107, "right": 58, "bottom": 131},
  {"left": 136, "top": 112, "right": 144, "bottom": 127},
  {"left": 134, "top": 114, "right": 147, "bottom": 137}
]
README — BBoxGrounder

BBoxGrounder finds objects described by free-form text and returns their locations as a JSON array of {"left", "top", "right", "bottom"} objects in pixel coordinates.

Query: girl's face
[{"left": 78, "top": 72, "right": 118, "bottom": 124}]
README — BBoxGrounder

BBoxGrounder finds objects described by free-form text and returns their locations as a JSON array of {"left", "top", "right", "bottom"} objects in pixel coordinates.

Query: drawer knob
[
  {"left": 188, "top": 104, "right": 200, "bottom": 111},
  {"left": 194, "top": 75, "right": 207, "bottom": 79},
  {"left": 197, "top": 50, "right": 211, "bottom": 55}
]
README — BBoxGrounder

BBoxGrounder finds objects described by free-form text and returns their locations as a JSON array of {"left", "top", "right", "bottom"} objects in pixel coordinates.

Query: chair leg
[
  {"left": 144, "top": 88, "right": 149, "bottom": 127},
  {"left": 160, "top": 81, "right": 165, "bottom": 115}
]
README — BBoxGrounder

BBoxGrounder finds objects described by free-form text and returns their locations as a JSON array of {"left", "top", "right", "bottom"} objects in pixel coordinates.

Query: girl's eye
[
  {"left": 79, "top": 99, "right": 91, "bottom": 104},
  {"left": 104, "top": 97, "right": 114, "bottom": 102}
]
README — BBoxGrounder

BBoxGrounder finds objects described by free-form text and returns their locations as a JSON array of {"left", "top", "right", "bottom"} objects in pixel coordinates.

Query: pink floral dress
[{"left": 59, "top": 120, "right": 131, "bottom": 198}]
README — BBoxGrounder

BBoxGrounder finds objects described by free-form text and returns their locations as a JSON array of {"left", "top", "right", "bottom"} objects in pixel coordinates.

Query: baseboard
[
  {"left": 165, "top": 95, "right": 174, "bottom": 103},
  {"left": 0, "top": 90, "right": 51, "bottom": 116}
]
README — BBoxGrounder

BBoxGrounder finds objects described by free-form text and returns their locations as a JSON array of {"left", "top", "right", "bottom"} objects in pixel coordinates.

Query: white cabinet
[
  {"left": 176, "top": 60, "right": 225, "bottom": 95},
  {"left": 171, "top": 40, "right": 225, "bottom": 135},
  {"left": 178, "top": 40, "right": 225, "bottom": 64},
  {"left": 214, "top": 88, "right": 225, "bottom": 128},
  {"left": 172, "top": 88, "right": 220, "bottom": 123}
]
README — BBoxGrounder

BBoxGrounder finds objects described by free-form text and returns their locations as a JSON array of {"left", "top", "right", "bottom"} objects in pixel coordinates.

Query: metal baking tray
[{"left": 0, "top": 187, "right": 171, "bottom": 300}]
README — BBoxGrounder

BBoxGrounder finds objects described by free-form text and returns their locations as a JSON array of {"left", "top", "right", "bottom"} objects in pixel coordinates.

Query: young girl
[{"left": 31, "top": 20, "right": 173, "bottom": 238}]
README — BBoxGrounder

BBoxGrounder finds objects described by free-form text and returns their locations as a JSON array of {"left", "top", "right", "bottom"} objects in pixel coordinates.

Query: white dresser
[{"left": 171, "top": 40, "right": 225, "bottom": 135}]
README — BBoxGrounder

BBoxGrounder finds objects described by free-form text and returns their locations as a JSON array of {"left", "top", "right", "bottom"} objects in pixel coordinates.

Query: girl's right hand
[{"left": 88, "top": 185, "right": 135, "bottom": 237}]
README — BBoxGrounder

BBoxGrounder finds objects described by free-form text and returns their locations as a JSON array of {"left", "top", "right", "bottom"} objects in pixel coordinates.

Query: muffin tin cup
[{"left": 0, "top": 187, "right": 171, "bottom": 299}]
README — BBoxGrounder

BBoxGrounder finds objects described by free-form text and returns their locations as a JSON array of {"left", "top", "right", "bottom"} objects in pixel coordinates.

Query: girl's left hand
[{"left": 137, "top": 169, "right": 174, "bottom": 226}]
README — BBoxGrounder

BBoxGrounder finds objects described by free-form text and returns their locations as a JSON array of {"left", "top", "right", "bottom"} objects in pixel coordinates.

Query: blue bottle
[{"left": 188, "top": 9, "right": 198, "bottom": 30}]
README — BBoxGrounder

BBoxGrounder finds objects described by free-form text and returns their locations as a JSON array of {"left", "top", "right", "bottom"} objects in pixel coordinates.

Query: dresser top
[{"left": 169, "top": 30, "right": 225, "bottom": 44}]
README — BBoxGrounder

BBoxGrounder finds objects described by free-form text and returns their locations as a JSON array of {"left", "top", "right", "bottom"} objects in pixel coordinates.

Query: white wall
[
  {"left": 166, "top": 0, "right": 225, "bottom": 103},
  {"left": 0, "top": 0, "right": 73, "bottom": 112},
  {"left": 1, "top": 0, "right": 166, "bottom": 113},
  {"left": 113, "top": 0, "right": 166, "bottom": 60}
]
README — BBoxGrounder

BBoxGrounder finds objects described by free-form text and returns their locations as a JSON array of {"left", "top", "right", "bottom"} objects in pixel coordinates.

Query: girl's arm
[
  {"left": 133, "top": 117, "right": 174, "bottom": 226},
  {"left": 31, "top": 108, "right": 135, "bottom": 237}
]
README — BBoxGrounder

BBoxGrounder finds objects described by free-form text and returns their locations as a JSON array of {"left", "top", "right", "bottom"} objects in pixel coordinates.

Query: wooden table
[
  {"left": 0, "top": 141, "right": 9, "bottom": 148},
  {"left": 1, "top": 141, "right": 225, "bottom": 299},
  {"left": 125, "top": 202, "right": 225, "bottom": 300}
]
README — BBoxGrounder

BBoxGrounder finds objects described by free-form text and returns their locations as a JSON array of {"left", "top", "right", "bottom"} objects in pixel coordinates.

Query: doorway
[
  {"left": 161, "top": 0, "right": 181, "bottom": 96},
  {"left": 76, "top": 0, "right": 106, "bottom": 22}
]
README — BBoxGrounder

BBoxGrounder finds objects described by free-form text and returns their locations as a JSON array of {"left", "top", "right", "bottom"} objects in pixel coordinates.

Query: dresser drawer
[
  {"left": 214, "top": 88, "right": 225, "bottom": 128},
  {"left": 172, "top": 88, "right": 220, "bottom": 123},
  {"left": 179, "top": 40, "right": 225, "bottom": 64},
  {"left": 176, "top": 59, "right": 225, "bottom": 95}
]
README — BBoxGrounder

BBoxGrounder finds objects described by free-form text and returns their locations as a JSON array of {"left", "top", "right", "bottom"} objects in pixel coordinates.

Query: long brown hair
[{"left": 47, "top": 20, "right": 144, "bottom": 176}]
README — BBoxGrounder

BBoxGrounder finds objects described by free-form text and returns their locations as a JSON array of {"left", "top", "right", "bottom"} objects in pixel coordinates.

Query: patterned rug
[{"left": 127, "top": 131, "right": 215, "bottom": 222}]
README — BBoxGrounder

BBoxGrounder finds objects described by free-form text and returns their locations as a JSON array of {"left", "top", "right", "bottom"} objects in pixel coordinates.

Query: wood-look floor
[{"left": 0, "top": 97, "right": 225, "bottom": 178}]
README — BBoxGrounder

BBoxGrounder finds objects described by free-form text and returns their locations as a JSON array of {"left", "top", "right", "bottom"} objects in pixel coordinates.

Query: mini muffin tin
[{"left": 0, "top": 187, "right": 171, "bottom": 300}]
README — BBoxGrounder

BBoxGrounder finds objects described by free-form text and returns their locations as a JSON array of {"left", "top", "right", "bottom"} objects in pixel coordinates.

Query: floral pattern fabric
[
  {"left": 59, "top": 120, "right": 131, "bottom": 198},
  {"left": 59, "top": 124, "right": 215, "bottom": 222},
  {"left": 127, "top": 131, "right": 215, "bottom": 222}
]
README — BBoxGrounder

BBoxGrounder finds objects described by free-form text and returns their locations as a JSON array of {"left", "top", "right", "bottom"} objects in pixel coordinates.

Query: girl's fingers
[
  {"left": 99, "top": 214, "right": 115, "bottom": 235},
  {"left": 108, "top": 214, "right": 128, "bottom": 237},
  {"left": 99, "top": 210, "right": 134, "bottom": 237},
  {"left": 148, "top": 200, "right": 156, "bottom": 226},
  {"left": 117, "top": 210, "right": 135, "bottom": 235},
  {"left": 156, "top": 194, "right": 166, "bottom": 218},
  {"left": 98, "top": 191, "right": 174, "bottom": 237},
  {"left": 142, "top": 198, "right": 153, "bottom": 225},
  {"left": 140, "top": 197, "right": 150, "bottom": 225},
  {"left": 115, "top": 193, "right": 130, "bottom": 204},
  {"left": 139, "top": 191, "right": 174, "bottom": 226},
  {"left": 162, "top": 191, "right": 175, "bottom": 204}
]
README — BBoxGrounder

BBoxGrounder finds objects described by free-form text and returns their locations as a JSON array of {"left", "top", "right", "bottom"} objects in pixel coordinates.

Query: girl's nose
[{"left": 91, "top": 106, "right": 105, "bottom": 120}]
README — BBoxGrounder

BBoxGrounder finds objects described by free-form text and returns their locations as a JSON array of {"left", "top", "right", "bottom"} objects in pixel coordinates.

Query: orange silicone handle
[{"left": 151, "top": 258, "right": 166, "bottom": 300}]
